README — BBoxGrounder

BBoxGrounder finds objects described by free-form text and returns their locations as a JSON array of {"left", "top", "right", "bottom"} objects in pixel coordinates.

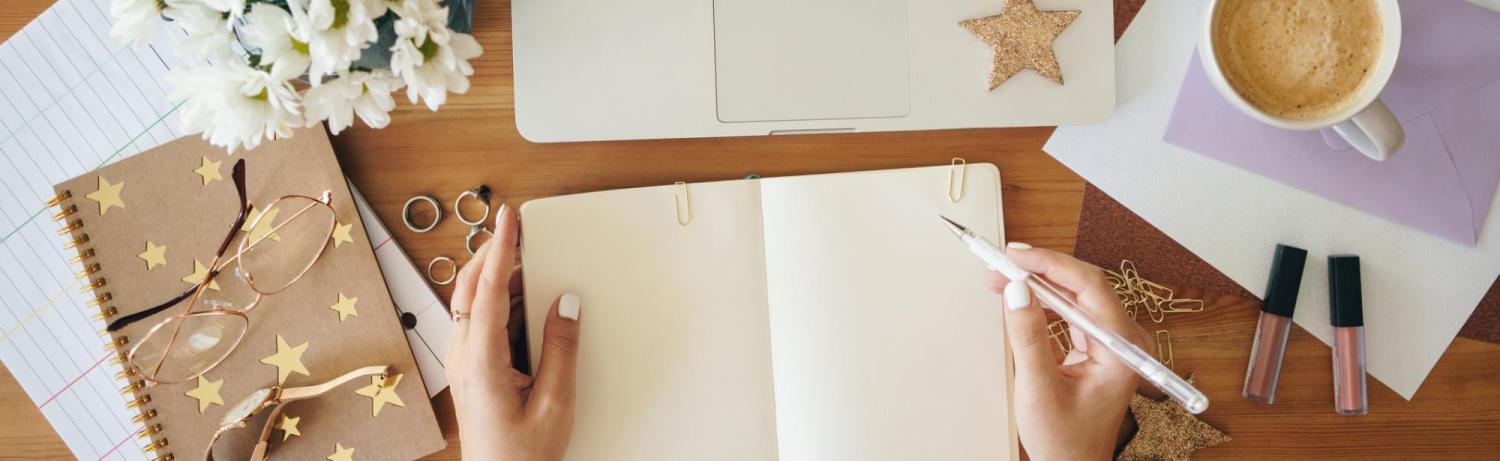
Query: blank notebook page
[{"left": 760, "top": 165, "right": 1014, "bottom": 461}]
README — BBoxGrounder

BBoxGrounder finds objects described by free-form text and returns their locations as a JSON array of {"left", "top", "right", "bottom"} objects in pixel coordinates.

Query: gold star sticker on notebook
[
  {"left": 328, "top": 293, "right": 359, "bottom": 321},
  {"left": 277, "top": 414, "right": 301, "bottom": 441},
  {"left": 85, "top": 176, "right": 126, "bottom": 215},
  {"left": 137, "top": 241, "right": 167, "bottom": 271},
  {"left": 960, "top": 0, "right": 1080, "bottom": 89},
  {"left": 331, "top": 222, "right": 354, "bottom": 248},
  {"left": 327, "top": 443, "right": 355, "bottom": 461},
  {"left": 185, "top": 375, "right": 224, "bottom": 413},
  {"left": 181, "top": 259, "right": 221, "bottom": 291},
  {"left": 354, "top": 373, "right": 406, "bottom": 417},
  {"left": 245, "top": 206, "right": 282, "bottom": 243},
  {"left": 194, "top": 157, "right": 223, "bottom": 185},
  {"left": 260, "top": 335, "right": 310, "bottom": 385}
]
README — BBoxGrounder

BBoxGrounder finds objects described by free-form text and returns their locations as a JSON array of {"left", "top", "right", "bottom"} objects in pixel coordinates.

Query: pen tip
[{"left": 937, "top": 215, "right": 966, "bottom": 237}]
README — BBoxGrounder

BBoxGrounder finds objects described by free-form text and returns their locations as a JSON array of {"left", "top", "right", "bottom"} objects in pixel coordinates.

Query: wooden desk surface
[{"left": 3, "top": 1, "right": 1498, "bottom": 459}]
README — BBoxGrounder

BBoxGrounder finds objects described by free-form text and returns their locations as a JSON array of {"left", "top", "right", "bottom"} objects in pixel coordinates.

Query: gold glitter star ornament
[
  {"left": 1119, "top": 375, "right": 1230, "bottom": 460},
  {"left": 960, "top": 0, "right": 1080, "bottom": 90}
]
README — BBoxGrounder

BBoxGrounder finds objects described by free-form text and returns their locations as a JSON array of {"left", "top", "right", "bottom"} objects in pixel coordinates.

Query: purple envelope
[{"left": 1164, "top": 0, "right": 1500, "bottom": 246}]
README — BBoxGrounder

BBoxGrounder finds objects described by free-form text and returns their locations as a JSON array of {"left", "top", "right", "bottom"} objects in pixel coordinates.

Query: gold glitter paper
[
  {"left": 960, "top": 0, "right": 1080, "bottom": 90},
  {"left": 1119, "top": 375, "right": 1231, "bottom": 460}
]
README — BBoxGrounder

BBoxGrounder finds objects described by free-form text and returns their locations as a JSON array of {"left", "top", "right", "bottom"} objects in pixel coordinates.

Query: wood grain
[{"left": 3, "top": 0, "right": 1497, "bottom": 459}]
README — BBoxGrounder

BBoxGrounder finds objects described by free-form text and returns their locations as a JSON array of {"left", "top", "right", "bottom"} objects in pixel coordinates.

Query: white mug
[{"left": 1199, "top": 0, "right": 1404, "bottom": 161}]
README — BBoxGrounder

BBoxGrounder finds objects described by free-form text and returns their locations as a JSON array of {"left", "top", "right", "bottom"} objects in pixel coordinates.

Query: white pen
[{"left": 939, "top": 216, "right": 1210, "bottom": 414}]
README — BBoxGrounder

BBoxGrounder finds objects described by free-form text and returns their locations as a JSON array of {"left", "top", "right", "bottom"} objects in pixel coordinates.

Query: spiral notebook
[
  {"left": 46, "top": 128, "right": 444, "bottom": 460},
  {"left": 520, "top": 163, "right": 1017, "bottom": 460}
]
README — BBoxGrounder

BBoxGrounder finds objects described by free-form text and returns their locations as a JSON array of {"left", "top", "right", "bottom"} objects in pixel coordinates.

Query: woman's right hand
[{"left": 986, "top": 243, "right": 1152, "bottom": 460}]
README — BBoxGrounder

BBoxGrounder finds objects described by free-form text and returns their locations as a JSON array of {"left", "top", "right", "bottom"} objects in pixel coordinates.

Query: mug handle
[{"left": 1331, "top": 98, "right": 1404, "bottom": 161}]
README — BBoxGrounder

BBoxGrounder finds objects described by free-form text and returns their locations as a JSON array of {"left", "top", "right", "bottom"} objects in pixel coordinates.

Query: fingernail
[
  {"left": 1004, "top": 281, "right": 1032, "bottom": 311},
  {"left": 1006, "top": 241, "right": 1032, "bottom": 250},
  {"left": 559, "top": 293, "right": 580, "bottom": 320},
  {"left": 495, "top": 203, "right": 509, "bottom": 228}
]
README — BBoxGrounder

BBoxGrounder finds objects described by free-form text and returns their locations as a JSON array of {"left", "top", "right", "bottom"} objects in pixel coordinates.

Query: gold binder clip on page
[
  {"left": 673, "top": 181, "right": 692, "bottom": 226},
  {"left": 948, "top": 158, "right": 968, "bottom": 203}
]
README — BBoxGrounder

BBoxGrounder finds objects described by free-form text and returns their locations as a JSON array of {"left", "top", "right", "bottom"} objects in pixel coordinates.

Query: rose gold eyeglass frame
[{"left": 106, "top": 160, "right": 338, "bottom": 386}]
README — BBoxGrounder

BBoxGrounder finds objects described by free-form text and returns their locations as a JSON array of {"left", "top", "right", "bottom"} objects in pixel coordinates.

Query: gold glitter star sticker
[
  {"left": 331, "top": 222, "right": 354, "bottom": 248},
  {"left": 328, "top": 293, "right": 359, "bottom": 322},
  {"left": 85, "top": 176, "right": 126, "bottom": 215},
  {"left": 181, "top": 259, "right": 221, "bottom": 291},
  {"left": 260, "top": 335, "right": 310, "bottom": 385},
  {"left": 137, "top": 241, "right": 167, "bottom": 271},
  {"left": 960, "top": 0, "right": 1080, "bottom": 89},
  {"left": 327, "top": 443, "right": 355, "bottom": 461},
  {"left": 1119, "top": 375, "right": 1230, "bottom": 460},
  {"left": 185, "top": 375, "right": 224, "bottom": 413},
  {"left": 354, "top": 373, "right": 406, "bottom": 417},
  {"left": 277, "top": 414, "right": 301, "bottom": 441},
  {"left": 194, "top": 157, "right": 223, "bottom": 185}
]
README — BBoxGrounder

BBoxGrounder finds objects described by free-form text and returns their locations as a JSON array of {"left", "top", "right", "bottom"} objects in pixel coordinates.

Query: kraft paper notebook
[
  {"left": 520, "top": 163, "right": 1017, "bottom": 461},
  {"left": 47, "top": 128, "right": 444, "bottom": 460}
]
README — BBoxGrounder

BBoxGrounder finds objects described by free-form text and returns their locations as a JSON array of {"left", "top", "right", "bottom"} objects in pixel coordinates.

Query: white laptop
[{"left": 512, "top": 0, "right": 1114, "bottom": 142}]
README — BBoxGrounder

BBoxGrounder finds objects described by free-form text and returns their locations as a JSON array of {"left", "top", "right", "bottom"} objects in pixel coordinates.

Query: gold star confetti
[
  {"left": 277, "top": 414, "right": 301, "bottom": 441},
  {"left": 137, "top": 241, "right": 167, "bottom": 271},
  {"left": 260, "top": 335, "right": 310, "bottom": 385},
  {"left": 245, "top": 206, "right": 282, "bottom": 243},
  {"left": 85, "top": 176, "right": 126, "bottom": 215},
  {"left": 185, "top": 375, "right": 224, "bottom": 413},
  {"left": 331, "top": 222, "right": 354, "bottom": 248},
  {"left": 328, "top": 293, "right": 359, "bottom": 322},
  {"left": 1119, "top": 375, "right": 1230, "bottom": 460},
  {"left": 327, "top": 443, "right": 355, "bottom": 461},
  {"left": 194, "top": 157, "right": 223, "bottom": 185},
  {"left": 181, "top": 259, "right": 221, "bottom": 291},
  {"left": 354, "top": 373, "right": 406, "bottom": 417},
  {"left": 960, "top": 0, "right": 1080, "bottom": 89}
]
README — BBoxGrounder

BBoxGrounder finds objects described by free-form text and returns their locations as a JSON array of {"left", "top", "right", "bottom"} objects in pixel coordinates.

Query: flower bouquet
[{"left": 110, "top": 0, "right": 482, "bottom": 151}]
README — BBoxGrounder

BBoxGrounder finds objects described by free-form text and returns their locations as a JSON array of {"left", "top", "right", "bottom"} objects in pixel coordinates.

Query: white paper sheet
[
  {"left": 0, "top": 3, "right": 450, "bottom": 459},
  {"left": 1043, "top": 1, "right": 1500, "bottom": 400}
]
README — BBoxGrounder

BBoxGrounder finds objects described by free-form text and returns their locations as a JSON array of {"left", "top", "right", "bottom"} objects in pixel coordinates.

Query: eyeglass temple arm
[{"left": 104, "top": 160, "right": 251, "bottom": 333}]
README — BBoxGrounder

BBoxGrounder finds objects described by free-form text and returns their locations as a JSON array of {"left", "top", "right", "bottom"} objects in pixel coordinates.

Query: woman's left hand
[{"left": 446, "top": 205, "right": 583, "bottom": 461}]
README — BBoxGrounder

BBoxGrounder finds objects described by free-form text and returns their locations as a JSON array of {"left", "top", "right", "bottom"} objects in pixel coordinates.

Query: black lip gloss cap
[
  {"left": 1262, "top": 244, "right": 1308, "bottom": 318},
  {"left": 1329, "top": 256, "right": 1364, "bottom": 328}
]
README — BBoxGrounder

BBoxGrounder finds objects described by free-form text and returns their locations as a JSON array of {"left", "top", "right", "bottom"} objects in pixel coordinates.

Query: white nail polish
[
  {"left": 559, "top": 293, "right": 581, "bottom": 320},
  {"left": 1004, "top": 282, "right": 1032, "bottom": 311},
  {"left": 1006, "top": 241, "right": 1033, "bottom": 250},
  {"left": 495, "top": 203, "right": 509, "bottom": 228}
]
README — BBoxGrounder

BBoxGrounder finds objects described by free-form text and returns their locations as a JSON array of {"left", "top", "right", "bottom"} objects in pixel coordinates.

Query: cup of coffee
[{"left": 1201, "top": 0, "right": 1404, "bottom": 161}]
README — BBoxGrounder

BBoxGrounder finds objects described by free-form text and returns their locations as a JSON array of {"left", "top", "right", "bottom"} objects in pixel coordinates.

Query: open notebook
[{"left": 520, "top": 163, "right": 1016, "bottom": 460}]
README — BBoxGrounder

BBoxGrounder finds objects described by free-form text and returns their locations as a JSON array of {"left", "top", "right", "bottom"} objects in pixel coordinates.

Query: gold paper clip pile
[{"left": 1104, "top": 261, "right": 1205, "bottom": 324}]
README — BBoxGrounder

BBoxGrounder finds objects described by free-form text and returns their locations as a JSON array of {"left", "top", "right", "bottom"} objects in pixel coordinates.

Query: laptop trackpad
[{"left": 714, "top": 0, "right": 910, "bottom": 123}]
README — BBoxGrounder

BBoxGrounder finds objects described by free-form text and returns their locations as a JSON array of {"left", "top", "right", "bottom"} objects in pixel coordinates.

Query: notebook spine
[{"left": 49, "top": 190, "right": 172, "bottom": 461}]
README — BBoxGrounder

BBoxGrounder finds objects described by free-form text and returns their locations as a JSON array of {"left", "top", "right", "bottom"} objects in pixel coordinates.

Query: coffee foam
[{"left": 1212, "top": 0, "right": 1383, "bottom": 121}]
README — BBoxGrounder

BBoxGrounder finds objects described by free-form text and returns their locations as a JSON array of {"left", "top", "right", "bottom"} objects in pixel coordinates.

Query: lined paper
[{"left": 0, "top": 2, "right": 449, "bottom": 459}]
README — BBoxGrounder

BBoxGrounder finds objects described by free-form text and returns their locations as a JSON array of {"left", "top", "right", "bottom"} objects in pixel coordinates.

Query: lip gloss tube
[
  {"left": 1243, "top": 244, "right": 1307, "bottom": 404},
  {"left": 1329, "top": 256, "right": 1368, "bottom": 416}
]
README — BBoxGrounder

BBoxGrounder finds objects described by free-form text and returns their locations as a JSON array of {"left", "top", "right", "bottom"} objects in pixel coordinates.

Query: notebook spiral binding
[{"left": 49, "top": 190, "right": 173, "bottom": 461}]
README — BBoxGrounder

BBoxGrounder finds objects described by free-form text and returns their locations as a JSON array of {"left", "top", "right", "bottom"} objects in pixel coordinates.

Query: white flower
[
  {"left": 197, "top": 0, "right": 249, "bottom": 25},
  {"left": 110, "top": 0, "right": 168, "bottom": 47},
  {"left": 168, "top": 60, "right": 304, "bottom": 152},
  {"left": 303, "top": 69, "right": 403, "bottom": 134},
  {"left": 241, "top": 3, "right": 311, "bottom": 78},
  {"left": 290, "top": 0, "right": 384, "bottom": 84},
  {"left": 389, "top": 0, "right": 482, "bottom": 111},
  {"left": 166, "top": 3, "right": 238, "bottom": 60}
]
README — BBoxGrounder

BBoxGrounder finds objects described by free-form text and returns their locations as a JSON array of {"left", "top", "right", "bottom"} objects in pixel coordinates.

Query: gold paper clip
[
  {"left": 1161, "top": 298, "right": 1205, "bottom": 313},
  {"left": 1047, "top": 320, "right": 1073, "bottom": 354},
  {"left": 948, "top": 158, "right": 968, "bottom": 203},
  {"left": 1156, "top": 330, "right": 1174, "bottom": 370},
  {"left": 673, "top": 181, "right": 692, "bottom": 226}
]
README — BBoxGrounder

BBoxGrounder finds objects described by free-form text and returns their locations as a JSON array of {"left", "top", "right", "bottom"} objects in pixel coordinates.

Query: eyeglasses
[
  {"left": 205, "top": 365, "right": 391, "bottom": 461},
  {"left": 106, "top": 160, "right": 338, "bottom": 386}
]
